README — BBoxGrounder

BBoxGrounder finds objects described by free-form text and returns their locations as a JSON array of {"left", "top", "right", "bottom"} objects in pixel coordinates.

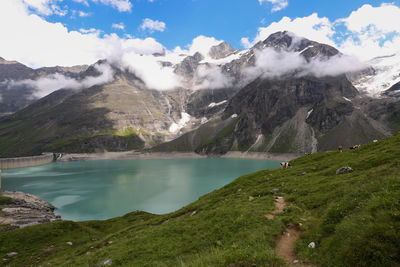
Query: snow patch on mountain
[
  {"left": 353, "top": 53, "right": 400, "bottom": 96},
  {"left": 199, "top": 50, "right": 247, "bottom": 65},
  {"left": 169, "top": 112, "right": 191, "bottom": 133},
  {"left": 208, "top": 100, "right": 227, "bottom": 108}
]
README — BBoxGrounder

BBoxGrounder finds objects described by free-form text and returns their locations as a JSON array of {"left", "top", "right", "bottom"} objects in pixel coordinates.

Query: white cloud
[
  {"left": 23, "top": 0, "right": 67, "bottom": 16},
  {"left": 185, "top": 36, "right": 223, "bottom": 57},
  {"left": 91, "top": 0, "right": 132, "bottom": 12},
  {"left": 245, "top": 4, "right": 400, "bottom": 61},
  {"left": 117, "top": 53, "right": 182, "bottom": 90},
  {"left": 70, "top": 10, "right": 91, "bottom": 18},
  {"left": 250, "top": 13, "right": 335, "bottom": 47},
  {"left": 72, "top": 0, "right": 89, "bottom": 6},
  {"left": 112, "top": 22, "right": 125, "bottom": 30},
  {"left": 79, "top": 28, "right": 100, "bottom": 34},
  {"left": 0, "top": 0, "right": 164, "bottom": 67},
  {"left": 140, "top": 18, "right": 166, "bottom": 33},
  {"left": 73, "top": 0, "right": 132, "bottom": 11},
  {"left": 78, "top": 11, "right": 90, "bottom": 17},
  {"left": 258, "top": 0, "right": 288, "bottom": 12},
  {"left": 244, "top": 47, "right": 365, "bottom": 81},
  {"left": 339, "top": 4, "right": 400, "bottom": 33},
  {"left": 193, "top": 65, "right": 233, "bottom": 90},
  {"left": 336, "top": 3, "right": 400, "bottom": 60},
  {"left": 240, "top": 37, "right": 252, "bottom": 49}
]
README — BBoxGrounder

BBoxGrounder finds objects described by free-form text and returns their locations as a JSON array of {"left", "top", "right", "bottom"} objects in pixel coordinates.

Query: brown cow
[{"left": 338, "top": 145, "right": 343, "bottom": 152}]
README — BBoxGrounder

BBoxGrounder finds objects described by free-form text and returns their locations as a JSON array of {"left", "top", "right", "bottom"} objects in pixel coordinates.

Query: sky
[{"left": 1, "top": 0, "right": 400, "bottom": 67}]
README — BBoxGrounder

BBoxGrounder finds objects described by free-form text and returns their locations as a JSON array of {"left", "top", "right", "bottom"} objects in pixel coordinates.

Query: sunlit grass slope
[{"left": 1, "top": 134, "right": 399, "bottom": 266}]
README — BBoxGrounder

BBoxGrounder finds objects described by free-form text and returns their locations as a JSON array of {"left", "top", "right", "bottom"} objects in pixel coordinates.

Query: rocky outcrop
[
  {"left": 209, "top": 42, "right": 236, "bottom": 59},
  {"left": 0, "top": 191, "right": 61, "bottom": 230}
]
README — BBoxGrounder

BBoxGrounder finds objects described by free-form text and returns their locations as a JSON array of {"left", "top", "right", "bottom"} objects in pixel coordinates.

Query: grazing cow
[
  {"left": 349, "top": 144, "right": 361, "bottom": 150},
  {"left": 338, "top": 145, "right": 343, "bottom": 152},
  {"left": 280, "top": 162, "right": 291, "bottom": 169}
]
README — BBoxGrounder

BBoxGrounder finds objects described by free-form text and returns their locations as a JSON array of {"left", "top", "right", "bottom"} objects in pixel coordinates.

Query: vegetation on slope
[{"left": 1, "top": 134, "right": 400, "bottom": 266}]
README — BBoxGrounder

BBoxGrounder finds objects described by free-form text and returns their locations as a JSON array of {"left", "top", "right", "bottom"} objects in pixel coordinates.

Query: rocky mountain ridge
[{"left": 0, "top": 31, "right": 399, "bottom": 156}]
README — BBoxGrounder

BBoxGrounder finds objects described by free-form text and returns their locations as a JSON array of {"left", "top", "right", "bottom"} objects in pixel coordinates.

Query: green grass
[
  {"left": 114, "top": 127, "right": 139, "bottom": 137},
  {"left": 1, "top": 135, "right": 400, "bottom": 266},
  {"left": 197, "top": 118, "right": 237, "bottom": 150},
  {"left": 0, "top": 196, "right": 12, "bottom": 205}
]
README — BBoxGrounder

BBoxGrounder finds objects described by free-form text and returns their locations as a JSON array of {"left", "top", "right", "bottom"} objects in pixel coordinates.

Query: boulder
[
  {"left": 336, "top": 167, "right": 353, "bottom": 175},
  {"left": 271, "top": 189, "right": 279, "bottom": 194},
  {"left": 97, "top": 259, "right": 112, "bottom": 266},
  {"left": 308, "top": 242, "right": 316, "bottom": 248},
  {"left": 7, "top": 252, "right": 18, "bottom": 257}
]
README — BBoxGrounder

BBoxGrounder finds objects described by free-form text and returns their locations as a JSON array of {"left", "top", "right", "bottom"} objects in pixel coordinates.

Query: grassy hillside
[{"left": 1, "top": 134, "right": 400, "bottom": 266}]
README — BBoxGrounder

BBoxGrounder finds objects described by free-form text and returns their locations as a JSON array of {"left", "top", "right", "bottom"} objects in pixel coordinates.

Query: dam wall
[{"left": 0, "top": 153, "right": 55, "bottom": 169}]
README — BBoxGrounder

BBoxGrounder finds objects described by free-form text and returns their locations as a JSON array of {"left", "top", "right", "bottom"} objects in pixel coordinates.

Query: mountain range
[{"left": 0, "top": 31, "right": 399, "bottom": 157}]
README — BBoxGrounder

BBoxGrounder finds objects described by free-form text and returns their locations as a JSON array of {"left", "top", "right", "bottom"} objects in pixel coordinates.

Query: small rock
[
  {"left": 162, "top": 219, "right": 169, "bottom": 225},
  {"left": 297, "top": 172, "right": 307, "bottom": 176},
  {"left": 248, "top": 196, "right": 255, "bottom": 201},
  {"left": 336, "top": 167, "right": 353, "bottom": 175},
  {"left": 97, "top": 259, "right": 112, "bottom": 266},
  {"left": 271, "top": 189, "right": 279, "bottom": 194},
  {"left": 308, "top": 242, "right": 316, "bottom": 248},
  {"left": 293, "top": 260, "right": 299, "bottom": 264},
  {"left": 237, "top": 188, "right": 242, "bottom": 192},
  {"left": 108, "top": 241, "right": 113, "bottom": 244},
  {"left": 190, "top": 210, "right": 197, "bottom": 216},
  {"left": 7, "top": 252, "right": 18, "bottom": 257},
  {"left": 66, "top": 242, "right": 73, "bottom": 246}
]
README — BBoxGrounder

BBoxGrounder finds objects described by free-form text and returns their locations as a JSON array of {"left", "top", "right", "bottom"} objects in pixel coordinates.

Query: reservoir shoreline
[{"left": 58, "top": 151, "right": 300, "bottom": 162}]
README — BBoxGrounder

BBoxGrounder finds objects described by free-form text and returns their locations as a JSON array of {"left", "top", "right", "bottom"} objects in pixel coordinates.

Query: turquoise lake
[{"left": 2, "top": 158, "right": 279, "bottom": 221}]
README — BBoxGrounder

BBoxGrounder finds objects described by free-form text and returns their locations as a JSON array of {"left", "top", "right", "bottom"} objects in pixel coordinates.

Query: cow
[
  {"left": 349, "top": 144, "right": 361, "bottom": 150},
  {"left": 338, "top": 145, "right": 343, "bottom": 152},
  {"left": 280, "top": 162, "right": 291, "bottom": 169}
]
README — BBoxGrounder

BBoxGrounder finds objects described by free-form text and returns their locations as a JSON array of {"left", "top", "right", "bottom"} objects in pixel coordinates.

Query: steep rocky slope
[
  {"left": 157, "top": 33, "right": 396, "bottom": 154},
  {"left": 0, "top": 31, "right": 399, "bottom": 156}
]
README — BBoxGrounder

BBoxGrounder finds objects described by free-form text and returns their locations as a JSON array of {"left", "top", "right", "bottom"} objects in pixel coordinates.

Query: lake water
[{"left": 2, "top": 158, "right": 279, "bottom": 221}]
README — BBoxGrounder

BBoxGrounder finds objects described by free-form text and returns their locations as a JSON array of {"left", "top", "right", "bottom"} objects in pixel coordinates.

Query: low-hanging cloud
[
  {"left": 116, "top": 53, "right": 182, "bottom": 91},
  {"left": 7, "top": 63, "right": 115, "bottom": 98},
  {"left": 193, "top": 65, "right": 233, "bottom": 90},
  {"left": 244, "top": 47, "right": 366, "bottom": 82}
]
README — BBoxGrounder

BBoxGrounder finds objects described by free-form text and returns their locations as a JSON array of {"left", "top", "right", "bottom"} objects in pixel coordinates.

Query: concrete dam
[{"left": 0, "top": 153, "right": 56, "bottom": 169}]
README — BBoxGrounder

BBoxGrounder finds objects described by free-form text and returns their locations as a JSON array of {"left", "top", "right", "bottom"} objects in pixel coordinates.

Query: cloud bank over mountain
[
  {"left": 8, "top": 63, "right": 115, "bottom": 98},
  {"left": 243, "top": 3, "right": 400, "bottom": 60},
  {"left": 0, "top": 0, "right": 398, "bottom": 96}
]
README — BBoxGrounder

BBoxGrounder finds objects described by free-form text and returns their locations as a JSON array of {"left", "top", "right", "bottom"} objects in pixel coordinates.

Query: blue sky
[
  {"left": 43, "top": 0, "right": 400, "bottom": 50},
  {"left": 2, "top": 0, "right": 400, "bottom": 67}
]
